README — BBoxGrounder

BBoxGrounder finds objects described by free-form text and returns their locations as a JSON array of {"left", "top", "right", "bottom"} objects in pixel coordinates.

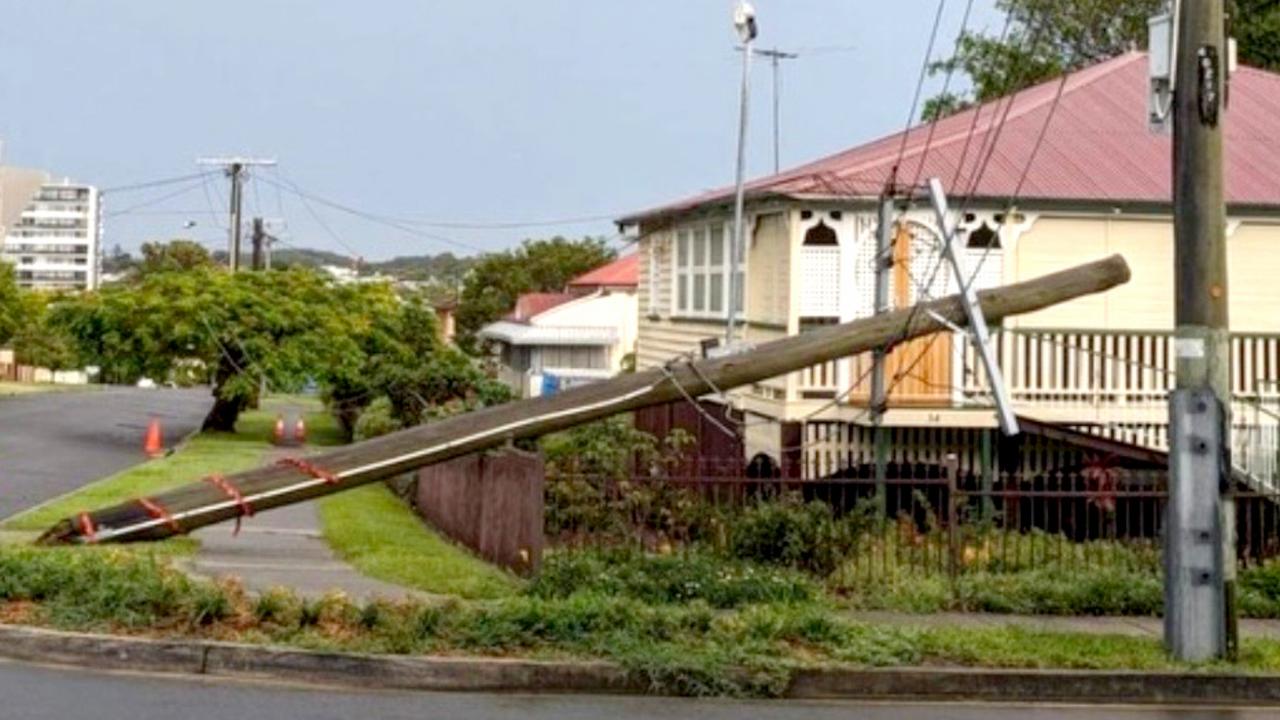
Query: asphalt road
[
  {"left": 0, "top": 386, "right": 212, "bottom": 521},
  {"left": 0, "top": 660, "right": 1272, "bottom": 720}
]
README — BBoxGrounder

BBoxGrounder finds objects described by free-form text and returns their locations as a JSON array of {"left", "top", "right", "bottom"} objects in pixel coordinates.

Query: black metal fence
[{"left": 545, "top": 460, "right": 1280, "bottom": 582}]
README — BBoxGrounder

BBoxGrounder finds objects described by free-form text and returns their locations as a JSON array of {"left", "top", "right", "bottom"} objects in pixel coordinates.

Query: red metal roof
[
  {"left": 506, "top": 292, "right": 577, "bottom": 322},
  {"left": 567, "top": 253, "right": 639, "bottom": 289},
  {"left": 622, "top": 53, "right": 1280, "bottom": 223}
]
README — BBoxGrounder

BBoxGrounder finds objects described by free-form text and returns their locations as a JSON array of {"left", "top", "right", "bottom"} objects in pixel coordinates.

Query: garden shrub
[
  {"left": 528, "top": 547, "right": 817, "bottom": 608},
  {"left": 726, "top": 494, "right": 859, "bottom": 576}
]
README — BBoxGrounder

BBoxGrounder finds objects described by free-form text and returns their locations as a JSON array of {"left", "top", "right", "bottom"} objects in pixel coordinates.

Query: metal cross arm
[{"left": 927, "top": 177, "right": 1020, "bottom": 436}]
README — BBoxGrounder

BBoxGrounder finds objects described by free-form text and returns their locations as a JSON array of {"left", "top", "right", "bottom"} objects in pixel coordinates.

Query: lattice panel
[{"left": 799, "top": 246, "right": 841, "bottom": 317}]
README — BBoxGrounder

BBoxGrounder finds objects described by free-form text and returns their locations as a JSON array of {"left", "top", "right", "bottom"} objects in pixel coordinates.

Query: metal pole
[
  {"left": 228, "top": 163, "right": 243, "bottom": 272},
  {"left": 726, "top": 41, "right": 753, "bottom": 345},
  {"left": 771, "top": 51, "right": 780, "bottom": 174},
  {"left": 872, "top": 196, "right": 894, "bottom": 500},
  {"left": 927, "top": 178, "right": 1020, "bottom": 436},
  {"left": 1166, "top": 0, "right": 1233, "bottom": 662}
]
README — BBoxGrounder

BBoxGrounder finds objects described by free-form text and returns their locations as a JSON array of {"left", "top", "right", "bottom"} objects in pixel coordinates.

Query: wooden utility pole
[
  {"left": 38, "top": 256, "right": 1132, "bottom": 545},
  {"left": 251, "top": 218, "right": 266, "bottom": 271},
  {"left": 196, "top": 157, "right": 277, "bottom": 272},
  {"left": 1165, "top": 0, "right": 1234, "bottom": 662}
]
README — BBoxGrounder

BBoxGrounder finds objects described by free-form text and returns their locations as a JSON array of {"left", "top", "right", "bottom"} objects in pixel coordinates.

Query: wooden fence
[{"left": 415, "top": 448, "right": 545, "bottom": 574}]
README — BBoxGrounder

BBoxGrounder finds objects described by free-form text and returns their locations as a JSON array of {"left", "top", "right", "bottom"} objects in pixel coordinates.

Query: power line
[
  {"left": 256, "top": 174, "right": 489, "bottom": 254},
  {"left": 100, "top": 172, "right": 217, "bottom": 195},
  {"left": 104, "top": 179, "right": 210, "bottom": 218}
]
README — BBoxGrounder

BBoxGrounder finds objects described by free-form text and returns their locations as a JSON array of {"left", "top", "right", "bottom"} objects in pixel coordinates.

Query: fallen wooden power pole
[{"left": 39, "top": 255, "right": 1132, "bottom": 545}]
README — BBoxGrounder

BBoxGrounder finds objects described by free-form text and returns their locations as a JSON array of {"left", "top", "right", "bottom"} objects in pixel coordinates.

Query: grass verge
[
  {"left": 4, "top": 543, "right": 1280, "bottom": 698},
  {"left": 317, "top": 483, "right": 519, "bottom": 600}
]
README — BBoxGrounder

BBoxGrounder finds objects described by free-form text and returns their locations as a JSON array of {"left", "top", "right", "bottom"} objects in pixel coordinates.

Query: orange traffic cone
[
  {"left": 143, "top": 418, "right": 164, "bottom": 458},
  {"left": 294, "top": 417, "right": 307, "bottom": 444},
  {"left": 272, "top": 414, "right": 285, "bottom": 445}
]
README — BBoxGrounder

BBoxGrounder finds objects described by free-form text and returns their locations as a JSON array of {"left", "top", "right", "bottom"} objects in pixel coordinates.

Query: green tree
[
  {"left": 48, "top": 267, "right": 389, "bottom": 431},
  {"left": 455, "top": 236, "right": 615, "bottom": 352},
  {"left": 924, "top": 0, "right": 1280, "bottom": 120},
  {"left": 0, "top": 264, "right": 23, "bottom": 346},
  {"left": 322, "top": 290, "right": 511, "bottom": 438},
  {"left": 138, "top": 239, "right": 216, "bottom": 276}
]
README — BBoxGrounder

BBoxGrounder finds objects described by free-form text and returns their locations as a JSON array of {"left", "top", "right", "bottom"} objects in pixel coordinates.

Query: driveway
[{"left": 0, "top": 386, "right": 212, "bottom": 521}]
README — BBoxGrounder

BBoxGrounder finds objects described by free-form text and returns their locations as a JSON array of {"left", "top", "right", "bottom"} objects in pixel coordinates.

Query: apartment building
[{"left": 1, "top": 174, "right": 102, "bottom": 291}]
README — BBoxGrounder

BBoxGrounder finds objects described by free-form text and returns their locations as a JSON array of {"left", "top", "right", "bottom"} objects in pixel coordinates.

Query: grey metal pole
[
  {"left": 228, "top": 163, "right": 243, "bottom": 272},
  {"left": 771, "top": 51, "right": 781, "bottom": 174},
  {"left": 871, "top": 196, "right": 894, "bottom": 498},
  {"left": 1166, "top": 0, "right": 1233, "bottom": 662},
  {"left": 726, "top": 41, "right": 753, "bottom": 345}
]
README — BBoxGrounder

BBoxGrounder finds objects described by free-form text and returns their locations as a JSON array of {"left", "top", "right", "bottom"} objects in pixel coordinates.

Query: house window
[{"left": 673, "top": 221, "right": 733, "bottom": 318}]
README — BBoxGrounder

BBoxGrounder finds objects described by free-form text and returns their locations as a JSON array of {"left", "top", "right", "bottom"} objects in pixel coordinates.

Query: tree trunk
[
  {"left": 202, "top": 392, "right": 245, "bottom": 432},
  {"left": 202, "top": 352, "right": 248, "bottom": 432}
]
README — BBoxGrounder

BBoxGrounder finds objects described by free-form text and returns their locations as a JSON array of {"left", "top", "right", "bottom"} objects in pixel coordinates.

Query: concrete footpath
[
  {"left": 188, "top": 500, "right": 418, "bottom": 600},
  {"left": 846, "top": 610, "right": 1280, "bottom": 640}
]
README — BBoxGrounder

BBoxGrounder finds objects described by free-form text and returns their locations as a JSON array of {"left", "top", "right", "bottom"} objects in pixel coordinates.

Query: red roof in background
[
  {"left": 567, "top": 253, "right": 639, "bottom": 289},
  {"left": 622, "top": 53, "right": 1280, "bottom": 223},
  {"left": 506, "top": 292, "right": 576, "bottom": 322}
]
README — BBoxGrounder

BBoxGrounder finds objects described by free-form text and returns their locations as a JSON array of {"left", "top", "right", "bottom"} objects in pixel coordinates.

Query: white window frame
[
  {"left": 646, "top": 238, "right": 661, "bottom": 316},
  {"left": 671, "top": 221, "right": 733, "bottom": 319}
]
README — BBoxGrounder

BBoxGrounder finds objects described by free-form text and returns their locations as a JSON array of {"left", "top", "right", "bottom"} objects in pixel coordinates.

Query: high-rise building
[{"left": 1, "top": 173, "right": 102, "bottom": 291}]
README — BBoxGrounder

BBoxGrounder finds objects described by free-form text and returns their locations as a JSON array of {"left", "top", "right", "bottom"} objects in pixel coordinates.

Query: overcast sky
[{"left": 0, "top": 1, "right": 999, "bottom": 260}]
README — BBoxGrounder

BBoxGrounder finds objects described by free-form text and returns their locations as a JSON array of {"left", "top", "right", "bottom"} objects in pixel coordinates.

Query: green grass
[
  {"left": 10, "top": 541, "right": 1280, "bottom": 697},
  {"left": 317, "top": 483, "right": 519, "bottom": 600}
]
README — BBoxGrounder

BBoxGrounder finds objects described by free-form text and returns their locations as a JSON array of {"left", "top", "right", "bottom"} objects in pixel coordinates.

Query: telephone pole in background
[
  {"left": 1164, "top": 0, "right": 1235, "bottom": 662},
  {"left": 196, "top": 157, "right": 277, "bottom": 272},
  {"left": 251, "top": 218, "right": 266, "bottom": 271},
  {"left": 754, "top": 47, "right": 798, "bottom": 174}
]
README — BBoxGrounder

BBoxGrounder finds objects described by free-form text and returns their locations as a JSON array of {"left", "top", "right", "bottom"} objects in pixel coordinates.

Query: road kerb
[{"left": 4, "top": 623, "right": 1280, "bottom": 704}]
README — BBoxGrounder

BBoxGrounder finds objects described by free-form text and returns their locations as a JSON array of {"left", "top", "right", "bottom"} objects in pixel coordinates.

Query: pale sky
[{"left": 0, "top": 1, "right": 999, "bottom": 260}]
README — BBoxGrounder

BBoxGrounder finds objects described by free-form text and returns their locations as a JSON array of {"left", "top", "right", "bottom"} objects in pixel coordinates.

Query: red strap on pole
[
  {"left": 277, "top": 457, "right": 341, "bottom": 485},
  {"left": 76, "top": 512, "right": 98, "bottom": 543},
  {"left": 203, "top": 474, "right": 254, "bottom": 535},
  {"left": 203, "top": 474, "right": 254, "bottom": 518},
  {"left": 137, "top": 497, "right": 181, "bottom": 533}
]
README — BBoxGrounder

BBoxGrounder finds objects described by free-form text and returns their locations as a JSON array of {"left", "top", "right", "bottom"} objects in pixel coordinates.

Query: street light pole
[{"left": 727, "top": 1, "right": 757, "bottom": 345}]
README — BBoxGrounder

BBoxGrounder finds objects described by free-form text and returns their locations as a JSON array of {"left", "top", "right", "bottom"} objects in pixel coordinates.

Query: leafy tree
[
  {"left": 924, "top": 0, "right": 1280, "bottom": 120},
  {"left": 322, "top": 291, "right": 511, "bottom": 438},
  {"left": 48, "top": 267, "right": 392, "bottom": 431},
  {"left": 138, "top": 239, "right": 216, "bottom": 276},
  {"left": 11, "top": 292, "right": 77, "bottom": 369},
  {"left": 0, "top": 264, "right": 23, "bottom": 346},
  {"left": 1234, "top": 0, "right": 1280, "bottom": 72},
  {"left": 455, "top": 236, "right": 615, "bottom": 352}
]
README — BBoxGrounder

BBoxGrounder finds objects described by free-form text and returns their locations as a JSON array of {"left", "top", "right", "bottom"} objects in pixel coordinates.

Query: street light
[{"left": 726, "top": 1, "right": 756, "bottom": 345}]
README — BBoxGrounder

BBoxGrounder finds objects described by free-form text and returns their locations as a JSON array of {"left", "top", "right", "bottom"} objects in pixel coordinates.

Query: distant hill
[{"left": 213, "top": 247, "right": 476, "bottom": 284}]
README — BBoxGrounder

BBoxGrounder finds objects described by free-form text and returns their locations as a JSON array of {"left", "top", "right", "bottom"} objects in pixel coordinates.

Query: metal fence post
[{"left": 946, "top": 454, "right": 961, "bottom": 599}]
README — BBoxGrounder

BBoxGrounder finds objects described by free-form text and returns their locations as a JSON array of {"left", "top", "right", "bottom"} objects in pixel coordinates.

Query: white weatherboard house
[
  {"left": 619, "top": 53, "right": 1280, "bottom": 487},
  {"left": 480, "top": 255, "right": 639, "bottom": 398}
]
